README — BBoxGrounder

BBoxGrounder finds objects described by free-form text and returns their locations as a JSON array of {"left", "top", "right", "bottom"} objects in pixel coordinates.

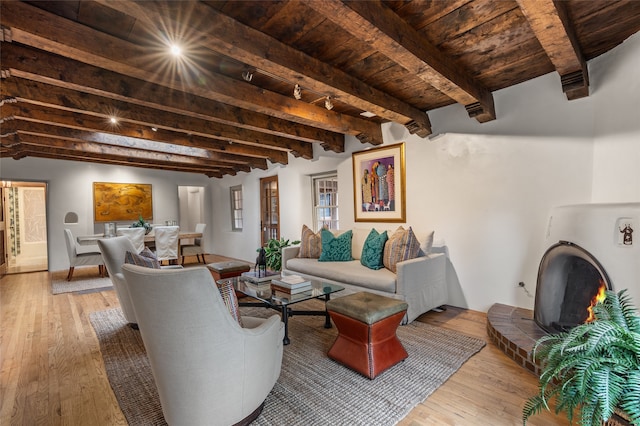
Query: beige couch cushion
[{"left": 286, "top": 258, "right": 397, "bottom": 293}]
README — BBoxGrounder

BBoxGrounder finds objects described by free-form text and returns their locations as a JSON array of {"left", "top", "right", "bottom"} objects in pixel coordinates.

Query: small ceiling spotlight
[
  {"left": 293, "top": 84, "right": 302, "bottom": 100},
  {"left": 242, "top": 70, "right": 254, "bottom": 82},
  {"left": 324, "top": 96, "right": 334, "bottom": 111},
  {"left": 151, "top": 127, "right": 158, "bottom": 132},
  {"left": 169, "top": 44, "right": 182, "bottom": 57},
  {"left": 109, "top": 116, "right": 118, "bottom": 124}
]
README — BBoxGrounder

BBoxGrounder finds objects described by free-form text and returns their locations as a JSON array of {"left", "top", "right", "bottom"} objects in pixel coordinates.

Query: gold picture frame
[
  {"left": 93, "top": 182, "right": 153, "bottom": 222},
  {"left": 352, "top": 142, "right": 406, "bottom": 223}
]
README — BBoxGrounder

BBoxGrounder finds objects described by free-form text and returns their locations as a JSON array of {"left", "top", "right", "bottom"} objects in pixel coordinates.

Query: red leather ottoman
[{"left": 326, "top": 292, "right": 408, "bottom": 379}]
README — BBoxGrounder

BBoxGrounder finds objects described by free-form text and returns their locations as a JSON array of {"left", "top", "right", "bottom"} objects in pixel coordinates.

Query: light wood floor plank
[{"left": 1, "top": 260, "right": 570, "bottom": 425}]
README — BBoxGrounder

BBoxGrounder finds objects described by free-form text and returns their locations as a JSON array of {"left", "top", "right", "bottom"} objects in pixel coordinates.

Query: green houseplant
[
  {"left": 132, "top": 215, "right": 152, "bottom": 234},
  {"left": 259, "top": 237, "right": 300, "bottom": 272},
  {"left": 523, "top": 289, "right": 640, "bottom": 426}
]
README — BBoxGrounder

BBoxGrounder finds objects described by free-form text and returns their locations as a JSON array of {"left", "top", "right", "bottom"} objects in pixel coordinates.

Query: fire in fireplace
[{"left": 534, "top": 241, "right": 612, "bottom": 333}]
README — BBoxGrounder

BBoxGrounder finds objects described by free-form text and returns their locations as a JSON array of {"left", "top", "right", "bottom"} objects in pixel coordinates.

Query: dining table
[{"left": 76, "top": 231, "right": 203, "bottom": 246}]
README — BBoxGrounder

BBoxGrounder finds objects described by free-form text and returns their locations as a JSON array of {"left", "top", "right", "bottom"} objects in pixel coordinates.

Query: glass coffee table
[{"left": 220, "top": 276, "right": 344, "bottom": 345}]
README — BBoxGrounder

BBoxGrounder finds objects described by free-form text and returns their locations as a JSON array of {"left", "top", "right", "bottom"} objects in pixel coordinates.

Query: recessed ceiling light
[
  {"left": 169, "top": 44, "right": 182, "bottom": 57},
  {"left": 109, "top": 117, "right": 118, "bottom": 124},
  {"left": 360, "top": 111, "right": 376, "bottom": 118},
  {"left": 151, "top": 127, "right": 158, "bottom": 132}
]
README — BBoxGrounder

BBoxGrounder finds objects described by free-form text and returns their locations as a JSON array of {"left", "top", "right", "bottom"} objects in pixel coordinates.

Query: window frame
[
  {"left": 311, "top": 172, "right": 339, "bottom": 231},
  {"left": 230, "top": 185, "right": 243, "bottom": 231}
]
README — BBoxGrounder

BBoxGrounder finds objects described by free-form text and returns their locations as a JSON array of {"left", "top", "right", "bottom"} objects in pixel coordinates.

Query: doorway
[
  {"left": 178, "top": 186, "right": 205, "bottom": 248},
  {"left": 260, "top": 176, "right": 279, "bottom": 246},
  {"left": 1, "top": 181, "right": 48, "bottom": 274}
]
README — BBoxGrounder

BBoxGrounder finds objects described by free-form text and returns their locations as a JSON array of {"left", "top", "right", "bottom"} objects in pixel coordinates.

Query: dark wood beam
[
  {"left": 0, "top": 139, "right": 227, "bottom": 178},
  {"left": 0, "top": 78, "right": 290, "bottom": 164},
  {"left": 1, "top": 102, "right": 271, "bottom": 170},
  {"left": 1, "top": 1, "right": 381, "bottom": 144},
  {"left": 0, "top": 119, "right": 252, "bottom": 171},
  {"left": 516, "top": 0, "right": 589, "bottom": 100},
  {"left": 11, "top": 133, "right": 239, "bottom": 171},
  {"left": 0, "top": 45, "right": 316, "bottom": 158},
  {"left": 307, "top": 0, "right": 496, "bottom": 123},
  {"left": 98, "top": 0, "right": 432, "bottom": 137}
]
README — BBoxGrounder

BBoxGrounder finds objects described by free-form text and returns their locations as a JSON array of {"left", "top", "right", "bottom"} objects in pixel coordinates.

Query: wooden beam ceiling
[{"left": 0, "top": 0, "right": 637, "bottom": 177}]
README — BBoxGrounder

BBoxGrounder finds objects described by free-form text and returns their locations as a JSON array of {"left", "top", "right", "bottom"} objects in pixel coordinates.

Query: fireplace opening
[{"left": 534, "top": 241, "right": 612, "bottom": 333}]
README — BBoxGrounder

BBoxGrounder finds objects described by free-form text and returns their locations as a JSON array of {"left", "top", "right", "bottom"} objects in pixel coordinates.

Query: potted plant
[
  {"left": 259, "top": 237, "right": 300, "bottom": 272},
  {"left": 132, "top": 215, "right": 152, "bottom": 234},
  {"left": 523, "top": 289, "right": 640, "bottom": 426}
]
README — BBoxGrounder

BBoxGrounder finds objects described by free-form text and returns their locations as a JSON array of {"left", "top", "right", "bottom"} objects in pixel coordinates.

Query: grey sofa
[{"left": 282, "top": 227, "right": 447, "bottom": 323}]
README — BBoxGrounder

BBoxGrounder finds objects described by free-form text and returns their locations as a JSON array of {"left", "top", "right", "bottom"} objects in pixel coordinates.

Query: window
[
  {"left": 312, "top": 173, "right": 339, "bottom": 231},
  {"left": 230, "top": 185, "right": 243, "bottom": 231}
]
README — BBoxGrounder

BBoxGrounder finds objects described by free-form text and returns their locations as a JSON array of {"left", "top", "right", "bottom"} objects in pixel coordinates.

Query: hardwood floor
[{"left": 1, "top": 259, "right": 569, "bottom": 425}]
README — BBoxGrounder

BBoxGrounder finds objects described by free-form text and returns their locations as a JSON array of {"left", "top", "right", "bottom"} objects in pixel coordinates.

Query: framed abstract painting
[{"left": 352, "top": 143, "right": 405, "bottom": 223}]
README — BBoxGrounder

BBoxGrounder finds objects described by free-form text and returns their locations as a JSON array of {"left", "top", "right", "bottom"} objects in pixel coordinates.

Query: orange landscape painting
[{"left": 93, "top": 182, "right": 152, "bottom": 222}]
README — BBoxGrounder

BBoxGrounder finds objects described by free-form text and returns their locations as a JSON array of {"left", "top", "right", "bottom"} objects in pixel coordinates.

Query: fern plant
[{"left": 523, "top": 289, "right": 640, "bottom": 426}]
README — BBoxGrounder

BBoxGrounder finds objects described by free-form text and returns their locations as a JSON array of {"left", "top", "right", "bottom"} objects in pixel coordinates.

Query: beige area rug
[
  {"left": 51, "top": 276, "right": 113, "bottom": 295},
  {"left": 90, "top": 303, "right": 485, "bottom": 426}
]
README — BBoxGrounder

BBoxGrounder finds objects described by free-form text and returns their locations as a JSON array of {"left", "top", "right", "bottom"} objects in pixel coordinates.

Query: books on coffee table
[
  {"left": 241, "top": 270, "right": 280, "bottom": 284},
  {"left": 271, "top": 274, "right": 311, "bottom": 290},
  {"left": 271, "top": 283, "right": 312, "bottom": 295}
]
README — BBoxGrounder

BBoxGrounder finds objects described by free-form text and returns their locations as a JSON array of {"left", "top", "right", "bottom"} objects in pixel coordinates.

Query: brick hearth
[{"left": 486, "top": 303, "right": 548, "bottom": 376}]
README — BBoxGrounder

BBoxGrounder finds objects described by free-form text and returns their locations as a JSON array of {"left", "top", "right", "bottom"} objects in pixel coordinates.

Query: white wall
[
  {"left": 2, "top": 32, "right": 638, "bottom": 312},
  {"left": 590, "top": 34, "right": 640, "bottom": 202}
]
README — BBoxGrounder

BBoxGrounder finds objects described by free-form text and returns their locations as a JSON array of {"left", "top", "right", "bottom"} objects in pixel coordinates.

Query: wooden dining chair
[{"left": 180, "top": 223, "right": 206, "bottom": 265}]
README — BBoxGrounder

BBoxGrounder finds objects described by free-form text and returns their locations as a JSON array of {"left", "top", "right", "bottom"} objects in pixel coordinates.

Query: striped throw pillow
[
  {"left": 383, "top": 226, "right": 420, "bottom": 273},
  {"left": 124, "top": 250, "right": 161, "bottom": 269},
  {"left": 216, "top": 280, "right": 243, "bottom": 327},
  {"left": 298, "top": 224, "right": 323, "bottom": 258}
]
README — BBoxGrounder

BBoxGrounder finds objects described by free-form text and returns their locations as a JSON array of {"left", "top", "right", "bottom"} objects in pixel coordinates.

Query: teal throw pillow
[
  {"left": 319, "top": 229, "right": 353, "bottom": 262},
  {"left": 360, "top": 229, "right": 388, "bottom": 270}
]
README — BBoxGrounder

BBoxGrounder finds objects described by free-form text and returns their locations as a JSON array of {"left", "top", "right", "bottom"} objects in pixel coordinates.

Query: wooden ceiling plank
[
  {"left": 0, "top": 98, "right": 279, "bottom": 169},
  {"left": 1, "top": 1, "right": 380, "bottom": 143},
  {"left": 97, "top": 0, "right": 432, "bottom": 137},
  {"left": 517, "top": 0, "right": 589, "bottom": 100},
  {"left": 0, "top": 43, "right": 324, "bottom": 157},
  {"left": 9, "top": 123, "right": 258, "bottom": 173},
  {"left": 2, "top": 142, "right": 226, "bottom": 178},
  {"left": 307, "top": 0, "right": 496, "bottom": 123},
  {"left": 16, "top": 133, "right": 233, "bottom": 169},
  {"left": 0, "top": 77, "right": 290, "bottom": 165}
]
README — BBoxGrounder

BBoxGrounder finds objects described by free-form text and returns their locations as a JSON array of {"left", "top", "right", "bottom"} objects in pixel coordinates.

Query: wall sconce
[
  {"left": 242, "top": 70, "right": 253, "bottom": 82},
  {"left": 324, "top": 96, "right": 334, "bottom": 110},
  {"left": 293, "top": 84, "right": 302, "bottom": 100}
]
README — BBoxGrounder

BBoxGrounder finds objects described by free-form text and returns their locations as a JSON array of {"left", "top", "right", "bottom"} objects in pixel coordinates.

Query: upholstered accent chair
[
  {"left": 63, "top": 228, "right": 104, "bottom": 281},
  {"left": 97, "top": 236, "right": 139, "bottom": 328},
  {"left": 116, "top": 227, "right": 146, "bottom": 253},
  {"left": 153, "top": 225, "right": 180, "bottom": 264},
  {"left": 121, "top": 264, "right": 284, "bottom": 425},
  {"left": 180, "top": 223, "right": 207, "bottom": 265}
]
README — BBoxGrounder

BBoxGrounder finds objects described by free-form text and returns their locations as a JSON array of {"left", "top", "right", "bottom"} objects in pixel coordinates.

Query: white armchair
[
  {"left": 121, "top": 264, "right": 284, "bottom": 425},
  {"left": 97, "top": 236, "right": 139, "bottom": 328}
]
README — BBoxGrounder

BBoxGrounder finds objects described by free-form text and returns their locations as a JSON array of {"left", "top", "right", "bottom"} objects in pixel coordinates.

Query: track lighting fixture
[
  {"left": 293, "top": 84, "right": 302, "bottom": 100},
  {"left": 324, "top": 96, "right": 334, "bottom": 110},
  {"left": 242, "top": 70, "right": 253, "bottom": 82}
]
